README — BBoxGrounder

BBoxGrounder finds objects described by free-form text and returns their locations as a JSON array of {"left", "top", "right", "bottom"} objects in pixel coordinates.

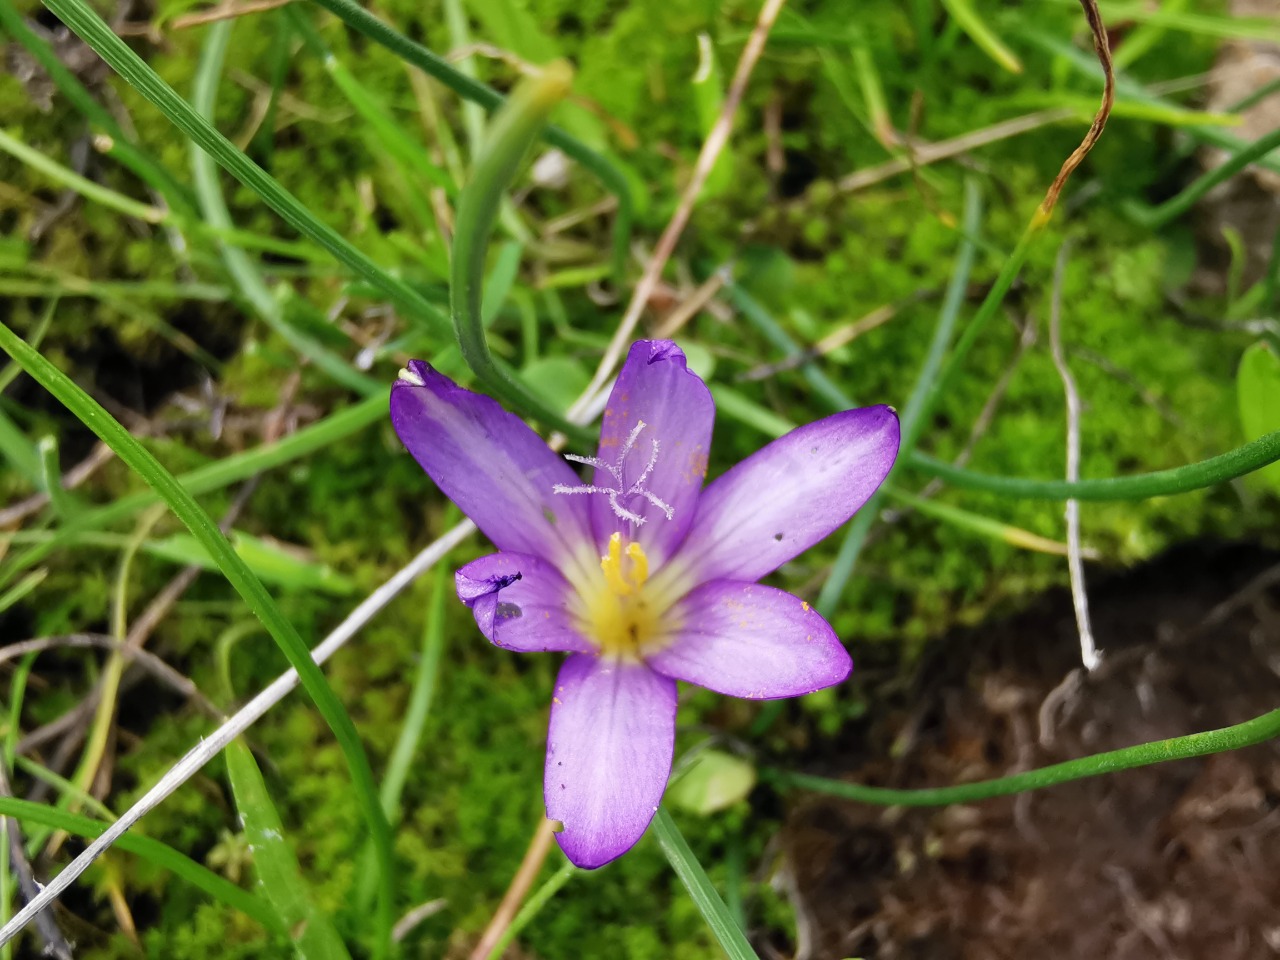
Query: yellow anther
[
  {"left": 601, "top": 533, "right": 633, "bottom": 596},
  {"left": 625, "top": 541, "right": 649, "bottom": 587}
]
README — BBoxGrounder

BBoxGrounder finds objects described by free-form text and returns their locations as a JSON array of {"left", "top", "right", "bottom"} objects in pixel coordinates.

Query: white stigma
[{"left": 552, "top": 419, "right": 674, "bottom": 526}]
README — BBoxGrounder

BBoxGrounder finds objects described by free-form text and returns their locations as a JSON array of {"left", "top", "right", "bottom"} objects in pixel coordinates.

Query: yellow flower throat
[{"left": 578, "top": 533, "right": 675, "bottom": 660}]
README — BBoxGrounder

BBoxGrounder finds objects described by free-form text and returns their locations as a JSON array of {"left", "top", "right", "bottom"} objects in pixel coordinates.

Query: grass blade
[
  {"left": 0, "top": 320, "right": 396, "bottom": 959},
  {"left": 0, "top": 797, "right": 281, "bottom": 933},
  {"left": 41, "top": 0, "right": 451, "bottom": 340},
  {"left": 225, "top": 740, "right": 352, "bottom": 960},
  {"left": 652, "top": 807, "right": 757, "bottom": 960}
]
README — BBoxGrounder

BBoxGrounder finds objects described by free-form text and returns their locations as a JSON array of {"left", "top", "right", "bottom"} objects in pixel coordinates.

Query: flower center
[{"left": 576, "top": 533, "right": 678, "bottom": 660}]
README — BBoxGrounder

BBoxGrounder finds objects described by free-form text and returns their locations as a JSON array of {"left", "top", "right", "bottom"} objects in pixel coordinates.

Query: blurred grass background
[{"left": 1, "top": 0, "right": 1278, "bottom": 955}]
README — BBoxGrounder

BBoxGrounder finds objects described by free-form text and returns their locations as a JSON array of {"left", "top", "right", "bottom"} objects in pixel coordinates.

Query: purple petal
[
  {"left": 390, "top": 361, "right": 593, "bottom": 565},
  {"left": 671, "top": 405, "right": 899, "bottom": 582},
  {"left": 578, "top": 341, "right": 714, "bottom": 564},
  {"left": 456, "top": 553, "right": 594, "bottom": 654},
  {"left": 647, "top": 580, "right": 850, "bottom": 698},
  {"left": 545, "top": 654, "right": 676, "bottom": 868}
]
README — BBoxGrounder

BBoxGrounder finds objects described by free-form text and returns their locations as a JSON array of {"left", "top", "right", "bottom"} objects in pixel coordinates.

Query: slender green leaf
[
  {"left": 41, "top": 0, "right": 451, "bottom": 340},
  {"left": 652, "top": 807, "right": 758, "bottom": 960},
  {"left": 0, "top": 796, "right": 281, "bottom": 932},
  {"left": 226, "top": 741, "right": 352, "bottom": 960},
  {"left": 1238, "top": 342, "right": 1280, "bottom": 493},
  {"left": 450, "top": 63, "right": 590, "bottom": 440},
  {"left": 0, "top": 320, "right": 395, "bottom": 960},
  {"left": 482, "top": 859, "right": 576, "bottom": 960},
  {"left": 771, "top": 705, "right": 1280, "bottom": 806},
  {"left": 939, "top": 0, "right": 1022, "bottom": 73},
  {"left": 191, "top": 21, "right": 383, "bottom": 398},
  {"left": 0, "top": 392, "right": 389, "bottom": 586},
  {"left": 909, "top": 432, "right": 1280, "bottom": 500},
  {"left": 304, "top": 0, "right": 633, "bottom": 280}
]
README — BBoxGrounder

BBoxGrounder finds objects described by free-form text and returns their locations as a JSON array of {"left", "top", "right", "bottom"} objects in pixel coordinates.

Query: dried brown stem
[
  {"left": 468, "top": 818, "right": 557, "bottom": 960},
  {"left": 570, "top": 0, "right": 787, "bottom": 421},
  {"left": 1037, "top": 0, "right": 1114, "bottom": 220}
]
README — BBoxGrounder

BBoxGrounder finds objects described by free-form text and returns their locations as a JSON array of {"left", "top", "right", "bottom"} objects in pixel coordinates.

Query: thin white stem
[
  {"left": 0, "top": 520, "right": 476, "bottom": 947},
  {"left": 1049, "top": 242, "right": 1100, "bottom": 671}
]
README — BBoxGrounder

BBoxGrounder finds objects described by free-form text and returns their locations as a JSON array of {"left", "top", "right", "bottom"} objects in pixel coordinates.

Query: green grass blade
[
  {"left": 482, "top": 859, "right": 576, "bottom": 960},
  {"left": 0, "top": 0, "right": 196, "bottom": 210},
  {"left": 450, "top": 63, "right": 590, "bottom": 440},
  {"left": 1023, "top": 26, "right": 1280, "bottom": 177},
  {"left": 41, "top": 0, "right": 451, "bottom": 340},
  {"left": 908, "top": 431, "right": 1280, "bottom": 499},
  {"left": 726, "top": 280, "right": 1280, "bottom": 501},
  {"left": 0, "top": 572, "right": 46, "bottom": 617},
  {"left": 303, "top": 0, "right": 634, "bottom": 280},
  {"left": 0, "top": 129, "right": 163, "bottom": 224},
  {"left": 770, "top": 705, "right": 1280, "bottom": 806},
  {"left": 1134, "top": 126, "right": 1280, "bottom": 229},
  {"left": 0, "top": 408, "right": 40, "bottom": 489},
  {"left": 288, "top": 6, "right": 452, "bottom": 197},
  {"left": 0, "top": 392, "right": 389, "bottom": 586},
  {"left": 356, "top": 559, "right": 450, "bottom": 910},
  {"left": 939, "top": 0, "right": 1022, "bottom": 73},
  {"left": 651, "top": 807, "right": 758, "bottom": 960},
  {"left": 0, "top": 796, "right": 282, "bottom": 933},
  {"left": 817, "top": 178, "right": 983, "bottom": 613},
  {"left": 0, "top": 320, "right": 396, "bottom": 960},
  {"left": 191, "top": 19, "right": 383, "bottom": 397},
  {"left": 225, "top": 740, "right": 352, "bottom": 960}
]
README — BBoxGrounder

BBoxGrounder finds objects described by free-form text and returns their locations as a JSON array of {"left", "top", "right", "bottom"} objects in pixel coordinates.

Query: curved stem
[
  {"left": 451, "top": 63, "right": 592, "bottom": 441},
  {"left": 727, "top": 282, "right": 1280, "bottom": 502},
  {"left": 770, "top": 705, "right": 1280, "bottom": 807},
  {"left": 304, "top": 0, "right": 633, "bottom": 281},
  {"left": 1135, "top": 125, "right": 1280, "bottom": 229},
  {"left": 909, "top": 430, "right": 1280, "bottom": 500}
]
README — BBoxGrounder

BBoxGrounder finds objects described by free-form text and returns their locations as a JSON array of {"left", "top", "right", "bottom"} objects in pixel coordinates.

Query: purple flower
[{"left": 391, "top": 340, "right": 899, "bottom": 868}]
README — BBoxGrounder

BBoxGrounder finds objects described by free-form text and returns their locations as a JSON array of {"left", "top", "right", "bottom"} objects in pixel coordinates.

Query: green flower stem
[
  {"left": 0, "top": 392, "right": 389, "bottom": 587},
  {"left": 0, "top": 0, "right": 196, "bottom": 211},
  {"left": 304, "top": 0, "right": 634, "bottom": 281},
  {"left": 908, "top": 430, "right": 1280, "bottom": 499},
  {"left": 0, "top": 320, "right": 396, "bottom": 960},
  {"left": 1133, "top": 125, "right": 1280, "bottom": 229},
  {"left": 652, "top": 807, "right": 758, "bottom": 960},
  {"left": 0, "top": 796, "right": 282, "bottom": 933},
  {"left": 730, "top": 280, "right": 1280, "bottom": 501},
  {"left": 770, "top": 706, "right": 1280, "bottom": 806},
  {"left": 41, "top": 0, "right": 451, "bottom": 341},
  {"left": 921, "top": 222, "right": 1039, "bottom": 419},
  {"left": 451, "top": 62, "right": 592, "bottom": 441}
]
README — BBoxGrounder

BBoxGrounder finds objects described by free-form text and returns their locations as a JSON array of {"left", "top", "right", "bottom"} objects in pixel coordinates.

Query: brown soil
[{"left": 779, "top": 541, "right": 1280, "bottom": 960}]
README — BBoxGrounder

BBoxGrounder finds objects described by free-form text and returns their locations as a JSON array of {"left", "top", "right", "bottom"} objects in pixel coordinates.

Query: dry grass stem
[
  {"left": 469, "top": 818, "right": 558, "bottom": 960},
  {"left": 570, "top": 0, "right": 788, "bottom": 421}
]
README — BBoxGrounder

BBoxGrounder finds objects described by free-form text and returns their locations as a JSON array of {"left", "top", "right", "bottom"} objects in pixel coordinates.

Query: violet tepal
[{"left": 390, "top": 340, "right": 900, "bottom": 868}]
